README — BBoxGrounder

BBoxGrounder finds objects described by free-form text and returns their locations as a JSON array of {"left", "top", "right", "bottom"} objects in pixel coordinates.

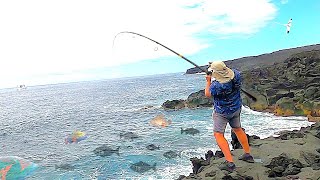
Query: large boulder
[
  {"left": 162, "top": 90, "right": 212, "bottom": 110},
  {"left": 186, "top": 90, "right": 212, "bottom": 108},
  {"left": 162, "top": 100, "right": 185, "bottom": 110}
]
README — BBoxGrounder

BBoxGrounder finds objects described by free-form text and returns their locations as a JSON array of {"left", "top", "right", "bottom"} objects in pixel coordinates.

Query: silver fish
[
  {"left": 130, "top": 161, "right": 156, "bottom": 173},
  {"left": 93, "top": 145, "right": 120, "bottom": 157},
  {"left": 181, "top": 128, "right": 200, "bottom": 135}
]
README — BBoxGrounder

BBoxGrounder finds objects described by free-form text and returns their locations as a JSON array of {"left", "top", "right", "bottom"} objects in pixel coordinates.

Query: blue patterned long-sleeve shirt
[{"left": 209, "top": 69, "right": 242, "bottom": 115}]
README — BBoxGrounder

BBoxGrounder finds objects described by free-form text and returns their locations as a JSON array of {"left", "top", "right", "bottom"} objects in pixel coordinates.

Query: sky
[{"left": 0, "top": 0, "right": 319, "bottom": 89}]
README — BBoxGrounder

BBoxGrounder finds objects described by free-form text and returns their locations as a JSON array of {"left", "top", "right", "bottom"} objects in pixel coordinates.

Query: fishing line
[{"left": 112, "top": 31, "right": 257, "bottom": 102}]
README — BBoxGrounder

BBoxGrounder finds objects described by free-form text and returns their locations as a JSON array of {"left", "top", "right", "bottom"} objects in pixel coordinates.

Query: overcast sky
[{"left": 0, "top": 0, "right": 319, "bottom": 88}]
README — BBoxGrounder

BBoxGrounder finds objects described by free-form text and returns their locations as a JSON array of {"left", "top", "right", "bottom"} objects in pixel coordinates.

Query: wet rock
[
  {"left": 205, "top": 150, "right": 214, "bottom": 162},
  {"left": 188, "top": 150, "right": 215, "bottom": 175},
  {"left": 215, "top": 150, "right": 224, "bottom": 158},
  {"left": 190, "top": 157, "right": 210, "bottom": 174},
  {"left": 185, "top": 90, "right": 212, "bottom": 108},
  {"left": 162, "top": 100, "right": 185, "bottom": 110}
]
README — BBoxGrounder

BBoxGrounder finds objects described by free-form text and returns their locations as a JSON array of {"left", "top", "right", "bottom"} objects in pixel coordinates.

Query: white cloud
[
  {"left": 197, "top": 0, "right": 277, "bottom": 34},
  {"left": 0, "top": 0, "right": 277, "bottom": 88},
  {"left": 281, "top": 0, "right": 289, "bottom": 4}
]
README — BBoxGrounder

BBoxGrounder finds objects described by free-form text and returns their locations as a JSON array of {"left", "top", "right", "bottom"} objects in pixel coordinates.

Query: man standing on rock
[{"left": 205, "top": 61, "right": 254, "bottom": 172}]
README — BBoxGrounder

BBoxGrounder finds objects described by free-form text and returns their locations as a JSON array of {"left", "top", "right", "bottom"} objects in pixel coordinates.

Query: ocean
[{"left": 0, "top": 73, "right": 313, "bottom": 180}]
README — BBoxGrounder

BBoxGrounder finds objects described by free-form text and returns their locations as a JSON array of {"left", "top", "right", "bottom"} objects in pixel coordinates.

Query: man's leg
[
  {"left": 229, "top": 109, "right": 254, "bottom": 163},
  {"left": 232, "top": 128, "right": 250, "bottom": 154},
  {"left": 214, "top": 132, "right": 233, "bottom": 162},
  {"left": 213, "top": 113, "right": 233, "bottom": 162}
]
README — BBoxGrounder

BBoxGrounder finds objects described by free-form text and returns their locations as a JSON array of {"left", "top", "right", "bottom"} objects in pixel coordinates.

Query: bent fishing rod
[{"left": 113, "top": 31, "right": 257, "bottom": 102}]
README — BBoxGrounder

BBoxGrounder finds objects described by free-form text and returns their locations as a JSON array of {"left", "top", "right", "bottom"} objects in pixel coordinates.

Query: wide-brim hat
[{"left": 208, "top": 61, "right": 234, "bottom": 83}]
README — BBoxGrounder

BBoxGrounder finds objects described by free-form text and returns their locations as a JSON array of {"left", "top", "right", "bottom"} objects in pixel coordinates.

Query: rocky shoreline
[
  {"left": 177, "top": 122, "right": 320, "bottom": 180},
  {"left": 160, "top": 47, "right": 320, "bottom": 179},
  {"left": 162, "top": 50, "right": 320, "bottom": 122}
]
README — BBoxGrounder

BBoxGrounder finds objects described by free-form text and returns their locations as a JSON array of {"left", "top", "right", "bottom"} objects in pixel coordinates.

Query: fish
[
  {"left": 65, "top": 130, "right": 87, "bottom": 144},
  {"left": 55, "top": 163, "right": 75, "bottom": 171},
  {"left": 146, "top": 144, "right": 160, "bottom": 151},
  {"left": 163, "top": 150, "right": 181, "bottom": 159},
  {"left": 149, "top": 114, "right": 172, "bottom": 128},
  {"left": 130, "top": 161, "right": 156, "bottom": 173},
  {"left": 0, "top": 156, "right": 38, "bottom": 180},
  {"left": 93, "top": 145, "right": 120, "bottom": 157},
  {"left": 181, "top": 128, "right": 200, "bottom": 135},
  {"left": 120, "top": 132, "right": 139, "bottom": 140}
]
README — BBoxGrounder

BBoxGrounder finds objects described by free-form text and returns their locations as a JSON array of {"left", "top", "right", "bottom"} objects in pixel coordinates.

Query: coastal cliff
[
  {"left": 163, "top": 46, "right": 320, "bottom": 121},
  {"left": 240, "top": 50, "right": 320, "bottom": 118}
]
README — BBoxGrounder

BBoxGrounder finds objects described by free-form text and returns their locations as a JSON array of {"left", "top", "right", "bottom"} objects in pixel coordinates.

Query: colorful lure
[{"left": 65, "top": 130, "right": 88, "bottom": 144}]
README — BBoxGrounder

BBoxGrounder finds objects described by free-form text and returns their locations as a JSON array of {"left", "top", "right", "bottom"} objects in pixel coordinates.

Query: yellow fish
[
  {"left": 150, "top": 114, "right": 172, "bottom": 128},
  {"left": 65, "top": 130, "right": 87, "bottom": 144}
]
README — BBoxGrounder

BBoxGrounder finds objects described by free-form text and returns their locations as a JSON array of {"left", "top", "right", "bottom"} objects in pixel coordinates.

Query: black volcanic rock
[
  {"left": 162, "top": 90, "right": 212, "bottom": 110},
  {"left": 265, "top": 153, "right": 303, "bottom": 177},
  {"left": 162, "top": 99, "right": 185, "bottom": 110},
  {"left": 240, "top": 50, "right": 320, "bottom": 116},
  {"left": 181, "top": 49, "right": 320, "bottom": 118},
  {"left": 186, "top": 90, "right": 212, "bottom": 108}
]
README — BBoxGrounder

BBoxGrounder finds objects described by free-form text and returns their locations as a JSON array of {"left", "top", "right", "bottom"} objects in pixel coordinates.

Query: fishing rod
[{"left": 113, "top": 31, "right": 257, "bottom": 102}]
